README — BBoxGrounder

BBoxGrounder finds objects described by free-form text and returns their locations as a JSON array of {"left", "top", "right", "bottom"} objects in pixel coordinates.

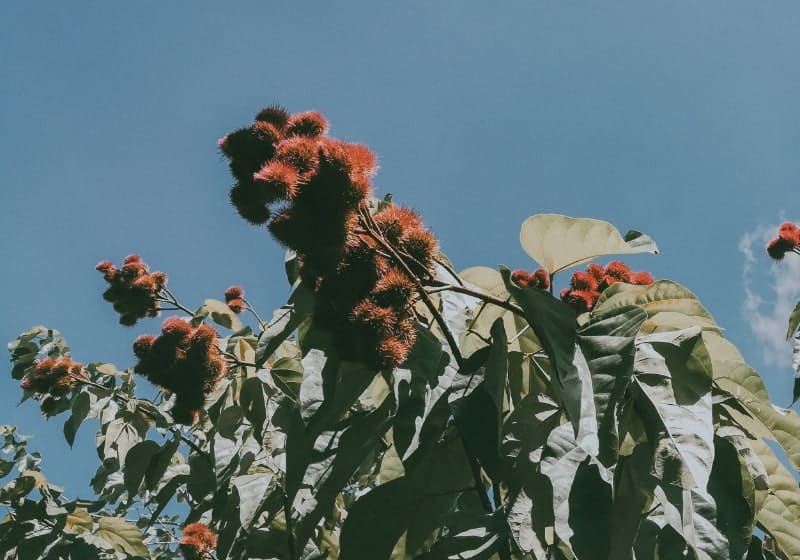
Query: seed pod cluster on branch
[
  {"left": 511, "top": 268, "right": 550, "bottom": 290},
  {"left": 179, "top": 523, "right": 217, "bottom": 560},
  {"left": 20, "top": 357, "right": 83, "bottom": 416},
  {"left": 96, "top": 255, "right": 167, "bottom": 326},
  {"left": 221, "top": 106, "right": 439, "bottom": 368},
  {"left": 766, "top": 221, "right": 800, "bottom": 260},
  {"left": 132, "top": 318, "right": 226, "bottom": 425},
  {"left": 559, "top": 260, "right": 654, "bottom": 313},
  {"left": 224, "top": 285, "right": 245, "bottom": 314}
]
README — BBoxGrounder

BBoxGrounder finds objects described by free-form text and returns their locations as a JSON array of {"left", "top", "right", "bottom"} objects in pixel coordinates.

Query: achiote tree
[{"left": 4, "top": 105, "right": 800, "bottom": 560}]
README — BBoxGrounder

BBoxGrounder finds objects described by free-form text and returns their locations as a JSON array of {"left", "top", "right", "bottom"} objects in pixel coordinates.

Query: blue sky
[{"left": 2, "top": 2, "right": 800, "bottom": 495}]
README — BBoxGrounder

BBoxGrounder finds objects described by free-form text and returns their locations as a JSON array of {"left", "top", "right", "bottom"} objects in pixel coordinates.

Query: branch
[
  {"left": 424, "top": 280, "right": 524, "bottom": 318},
  {"left": 357, "top": 204, "right": 465, "bottom": 369}
]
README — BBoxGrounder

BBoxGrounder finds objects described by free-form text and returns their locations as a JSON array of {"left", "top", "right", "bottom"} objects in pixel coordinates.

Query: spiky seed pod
[
  {"left": 286, "top": 111, "right": 328, "bottom": 137},
  {"left": 180, "top": 523, "right": 218, "bottom": 560},
  {"left": 224, "top": 286, "right": 244, "bottom": 301},
  {"left": 767, "top": 237, "right": 793, "bottom": 260},
  {"left": 778, "top": 222, "right": 800, "bottom": 244},
  {"left": 133, "top": 335, "right": 156, "bottom": 359},
  {"left": 570, "top": 271, "right": 597, "bottom": 292},
  {"left": 255, "top": 105, "right": 291, "bottom": 130},
  {"left": 227, "top": 298, "right": 244, "bottom": 314},
  {"left": 511, "top": 270, "right": 531, "bottom": 287},
  {"left": 123, "top": 254, "right": 142, "bottom": 265},
  {"left": 229, "top": 182, "right": 271, "bottom": 225},
  {"left": 275, "top": 136, "right": 319, "bottom": 180},
  {"left": 373, "top": 206, "right": 423, "bottom": 244},
  {"left": 161, "top": 317, "right": 193, "bottom": 340},
  {"left": 372, "top": 268, "right": 414, "bottom": 308},
  {"left": 562, "top": 289, "right": 599, "bottom": 313},
  {"left": 400, "top": 229, "right": 437, "bottom": 273},
  {"left": 253, "top": 161, "right": 300, "bottom": 202},
  {"left": 604, "top": 261, "right": 631, "bottom": 283},
  {"left": 631, "top": 271, "right": 655, "bottom": 285},
  {"left": 530, "top": 269, "right": 550, "bottom": 290},
  {"left": 351, "top": 300, "right": 398, "bottom": 338}
]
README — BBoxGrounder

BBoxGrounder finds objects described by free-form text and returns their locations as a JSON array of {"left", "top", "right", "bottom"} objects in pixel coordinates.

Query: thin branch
[
  {"left": 357, "top": 204, "right": 465, "bottom": 369},
  {"left": 241, "top": 298, "right": 266, "bottom": 329},
  {"left": 433, "top": 256, "right": 464, "bottom": 286},
  {"left": 283, "top": 487, "right": 297, "bottom": 560},
  {"left": 424, "top": 280, "right": 524, "bottom": 317}
]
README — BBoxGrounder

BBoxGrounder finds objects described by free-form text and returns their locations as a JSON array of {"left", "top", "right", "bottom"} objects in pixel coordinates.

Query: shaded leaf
[
  {"left": 123, "top": 440, "right": 159, "bottom": 497},
  {"left": 787, "top": 300, "right": 800, "bottom": 341},
  {"left": 63, "top": 391, "right": 91, "bottom": 447},
  {"left": 233, "top": 473, "right": 274, "bottom": 530},
  {"left": 255, "top": 286, "right": 314, "bottom": 367},
  {"left": 519, "top": 214, "right": 658, "bottom": 275},
  {"left": 501, "top": 266, "right": 597, "bottom": 454}
]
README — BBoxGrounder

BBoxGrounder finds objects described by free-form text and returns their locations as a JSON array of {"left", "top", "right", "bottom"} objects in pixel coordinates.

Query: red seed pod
[
  {"left": 275, "top": 136, "right": 320, "bottom": 180},
  {"left": 286, "top": 111, "right": 328, "bottom": 137},
  {"left": 630, "top": 271, "right": 654, "bottom": 285},
  {"left": 767, "top": 237, "right": 793, "bottom": 260},
  {"left": 227, "top": 298, "right": 244, "bottom": 314},
  {"left": 511, "top": 269, "right": 531, "bottom": 287},
  {"left": 224, "top": 286, "right": 244, "bottom": 301},
  {"left": 255, "top": 105, "right": 291, "bottom": 129},
  {"left": 604, "top": 261, "right": 631, "bottom": 283},
  {"left": 570, "top": 271, "right": 597, "bottom": 292},
  {"left": 530, "top": 268, "right": 550, "bottom": 290},
  {"left": 253, "top": 161, "right": 300, "bottom": 201}
]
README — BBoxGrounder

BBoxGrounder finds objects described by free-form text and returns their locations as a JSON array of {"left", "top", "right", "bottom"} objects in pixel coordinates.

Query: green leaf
[
  {"left": 255, "top": 285, "right": 314, "bottom": 367},
  {"left": 240, "top": 377, "right": 268, "bottom": 438},
  {"left": 593, "top": 280, "right": 718, "bottom": 333},
  {"left": 501, "top": 266, "right": 597, "bottom": 453},
  {"left": 577, "top": 305, "right": 646, "bottom": 466},
  {"left": 339, "top": 431, "right": 474, "bottom": 560},
  {"left": 540, "top": 423, "right": 611, "bottom": 557},
  {"left": 708, "top": 435, "right": 757, "bottom": 560},
  {"left": 787, "top": 300, "right": 800, "bottom": 341},
  {"left": 704, "top": 331, "right": 800, "bottom": 471},
  {"left": 217, "top": 405, "right": 244, "bottom": 440},
  {"left": 144, "top": 437, "right": 180, "bottom": 491},
  {"left": 751, "top": 438, "right": 800, "bottom": 558},
  {"left": 94, "top": 517, "right": 150, "bottom": 558},
  {"left": 63, "top": 391, "right": 91, "bottom": 447},
  {"left": 123, "top": 440, "right": 159, "bottom": 497},
  {"left": 416, "top": 511, "right": 506, "bottom": 560},
  {"left": 633, "top": 327, "right": 714, "bottom": 489},
  {"left": 519, "top": 214, "right": 658, "bottom": 275},
  {"left": 193, "top": 298, "right": 243, "bottom": 331},
  {"left": 233, "top": 473, "right": 274, "bottom": 530}
]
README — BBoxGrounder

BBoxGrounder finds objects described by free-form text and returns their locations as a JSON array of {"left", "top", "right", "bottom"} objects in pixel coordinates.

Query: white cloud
[{"left": 739, "top": 221, "right": 800, "bottom": 368}]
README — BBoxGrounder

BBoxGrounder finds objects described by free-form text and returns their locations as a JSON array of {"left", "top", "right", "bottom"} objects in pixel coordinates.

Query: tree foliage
[{"left": 4, "top": 106, "right": 800, "bottom": 559}]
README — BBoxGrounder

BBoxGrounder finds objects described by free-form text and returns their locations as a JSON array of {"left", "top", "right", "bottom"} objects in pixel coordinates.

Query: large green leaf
[
  {"left": 577, "top": 305, "right": 646, "bottom": 466},
  {"left": 192, "top": 298, "right": 243, "bottom": 331},
  {"left": 501, "top": 266, "right": 597, "bottom": 453},
  {"left": 750, "top": 438, "right": 800, "bottom": 559},
  {"left": 519, "top": 214, "right": 658, "bottom": 275},
  {"left": 708, "top": 435, "right": 758, "bottom": 560},
  {"left": 593, "top": 281, "right": 718, "bottom": 333},
  {"left": 633, "top": 327, "right": 714, "bottom": 489},
  {"left": 415, "top": 511, "right": 506, "bottom": 560},
  {"left": 704, "top": 331, "right": 800, "bottom": 471},
  {"left": 123, "top": 440, "right": 159, "bottom": 497},
  {"left": 94, "top": 517, "right": 150, "bottom": 558},
  {"left": 233, "top": 473, "right": 275, "bottom": 530},
  {"left": 539, "top": 423, "right": 612, "bottom": 558},
  {"left": 339, "top": 431, "right": 474, "bottom": 560}
]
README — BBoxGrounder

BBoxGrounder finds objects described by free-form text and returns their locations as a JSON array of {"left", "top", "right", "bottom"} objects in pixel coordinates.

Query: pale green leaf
[
  {"left": 704, "top": 331, "right": 800, "bottom": 471},
  {"left": 94, "top": 517, "right": 150, "bottom": 558},
  {"left": 233, "top": 473, "right": 274, "bottom": 529},
  {"left": 751, "top": 438, "right": 800, "bottom": 559},
  {"left": 633, "top": 327, "right": 714, "bottom": 489},
  {"left": 193, "top": 298, "right": 243, "bottom": 331},
  {"left": 593, "top": 280, "right": 718, "bottom": 332},
  {"left": 519, "top": 214, "right": 658, "bottom": 275}
]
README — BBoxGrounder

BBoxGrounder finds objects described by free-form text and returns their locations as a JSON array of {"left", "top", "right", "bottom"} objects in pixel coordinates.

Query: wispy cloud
[{"left": 739, "top": 221, "right": 800, "bottom": 368}]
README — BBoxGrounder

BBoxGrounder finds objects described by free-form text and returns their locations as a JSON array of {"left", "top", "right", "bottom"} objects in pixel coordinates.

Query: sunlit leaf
[
  {"left": 193, "top": 298, "right": 243, "bottom": 331},
  {"left": 519, "top": 214, "right": 658, "bottom": 275},
  {"left": 750, "top": 438, "right": 800, "bottom": 558},
  {"left": 94, "top": 517, "right": 150, "bottom": 558},
  {"left": 703, "top": 332, "right": 800, "bottom": 471},
  {"left": 233, "top": 473, "right": 274, "bottom": 529}
]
